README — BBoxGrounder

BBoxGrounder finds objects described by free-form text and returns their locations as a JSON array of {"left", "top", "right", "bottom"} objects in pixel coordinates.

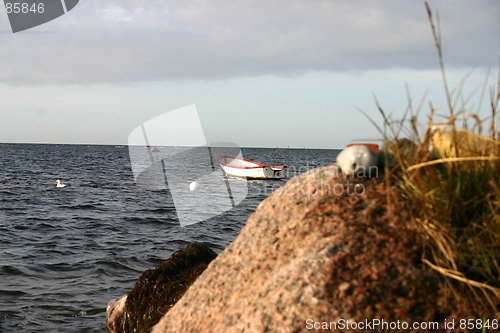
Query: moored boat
[{"left": 217, "top": 155, "right": 287, "bottom": 179}]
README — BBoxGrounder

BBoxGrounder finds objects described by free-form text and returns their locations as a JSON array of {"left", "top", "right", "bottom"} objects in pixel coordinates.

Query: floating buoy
[
  {"left": 189, "top": 181, "right": 200, "bottom": 191},
  {"left": 337, "top": 145, "right": 378, "bottom": 178}
]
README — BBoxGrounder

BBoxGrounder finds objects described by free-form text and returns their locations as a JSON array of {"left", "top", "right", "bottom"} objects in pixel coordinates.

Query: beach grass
[{"left": 376, "top": 2, "right": 499, "bottom": 310}]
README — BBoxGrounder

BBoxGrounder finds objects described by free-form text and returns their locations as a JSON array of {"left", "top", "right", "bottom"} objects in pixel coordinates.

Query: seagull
[{"left": 55, "top": 179, "right": 68, "bottom": 188}]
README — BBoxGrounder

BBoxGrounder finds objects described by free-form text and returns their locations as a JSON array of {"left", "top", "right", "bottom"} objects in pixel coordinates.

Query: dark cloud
[{"left": 0, "top": 0, "right": 498, "bottom": 84}]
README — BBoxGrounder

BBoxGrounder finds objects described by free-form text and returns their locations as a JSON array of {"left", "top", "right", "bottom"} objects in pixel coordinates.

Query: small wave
[
  {"left": 93, "top": 259, "right": 143, "bottom": 275},
  {"left": 69, "top": 307, "right": 106, "bottom": 317},
  {"left": 40, "top": 262, "right": 77, "bottom": 273},
  {"left": 148, "top": 208, "right": 175, "bottom": 214},
  {"left": 67, "top": 204, "right": 101, "bottom": 210},
  {"left": 0, "top": 190, "right": 17, "bottom": 196},
  {"left": 29, "top": 221, "right": 64, "bottom": 230},
  {"left": 0, "top": 289, "right": 27, "bottom": 297},
  {"left": 1, "top": 265, "right": 28, "bottom": 276},
  {"left": 122, "top": 216, "right": 178, "bottom": 224},
  {"left": 0, "top": 310, "right": 25, "bottom": 330}
]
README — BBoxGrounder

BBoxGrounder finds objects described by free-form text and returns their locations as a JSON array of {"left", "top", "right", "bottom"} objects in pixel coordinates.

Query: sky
[{"left": 0, "top": 0, "right": 499, "bottom": 148}]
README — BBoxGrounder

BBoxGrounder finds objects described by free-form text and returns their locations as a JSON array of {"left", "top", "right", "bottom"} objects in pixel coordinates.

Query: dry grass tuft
[{"left": 375, "top": 2, "right": 500, "bottom": 311}]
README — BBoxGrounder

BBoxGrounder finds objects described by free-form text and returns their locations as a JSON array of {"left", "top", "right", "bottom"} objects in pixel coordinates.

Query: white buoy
[
  {"left": 336, "top": 145, "right": 378, "bottom": 178},
  {"left": 189, "top": 181, "right": 200, "bottom": 191},
  {"left": 56, "top": 179, "right": 68, "bottom": 188}
]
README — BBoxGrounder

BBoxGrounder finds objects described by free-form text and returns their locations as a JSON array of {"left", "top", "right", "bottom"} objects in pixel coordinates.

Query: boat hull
[{"left": 218, "top": 156, "right": 287, "bottom": 180}]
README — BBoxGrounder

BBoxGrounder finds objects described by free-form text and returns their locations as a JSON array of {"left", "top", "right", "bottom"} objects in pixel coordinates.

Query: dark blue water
[{"left": 0, "top": 144, "right": 339, "bottom": 332}]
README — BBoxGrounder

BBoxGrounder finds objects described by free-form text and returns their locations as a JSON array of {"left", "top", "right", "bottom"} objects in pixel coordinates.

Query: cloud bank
[{"left": 0, "top": 0, "right": 498, "bottom": 85}]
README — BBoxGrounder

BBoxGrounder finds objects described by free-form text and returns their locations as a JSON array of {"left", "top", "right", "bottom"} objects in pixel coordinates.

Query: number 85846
[{"left": 5, "top": 2, "right": 45, "bottom": 14}]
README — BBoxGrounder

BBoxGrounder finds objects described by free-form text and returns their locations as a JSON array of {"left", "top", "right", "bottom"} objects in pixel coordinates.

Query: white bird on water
[{"left": 55, "top": 179, "right": 68, "bottom": 188}]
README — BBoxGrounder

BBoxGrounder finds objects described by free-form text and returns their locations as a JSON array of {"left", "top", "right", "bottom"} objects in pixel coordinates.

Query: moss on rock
[{"left": 116, "top": 243, "right": 217, "bottom": 333}]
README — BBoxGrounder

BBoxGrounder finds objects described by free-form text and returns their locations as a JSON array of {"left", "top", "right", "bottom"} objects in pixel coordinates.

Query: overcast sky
[{"left": 0, "top": 0, "right": 499, "bottom": 148}]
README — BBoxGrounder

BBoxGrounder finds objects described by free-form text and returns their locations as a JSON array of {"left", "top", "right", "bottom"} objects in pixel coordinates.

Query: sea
[{"left": 0, "top": 143, "right": 340, "bottom": 332}]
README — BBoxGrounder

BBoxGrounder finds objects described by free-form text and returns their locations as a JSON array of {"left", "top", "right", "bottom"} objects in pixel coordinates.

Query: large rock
[
  {"left": 149, "top": 164, "right": 496, "bottom": 332},
  {"left": 106, "top": 243, "right": 217, "bottom": 333}
]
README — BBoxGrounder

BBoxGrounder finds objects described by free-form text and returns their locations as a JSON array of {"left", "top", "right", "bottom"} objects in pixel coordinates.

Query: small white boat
[{"left": 218, "top": 155, "right": 287, "bottom": 179}]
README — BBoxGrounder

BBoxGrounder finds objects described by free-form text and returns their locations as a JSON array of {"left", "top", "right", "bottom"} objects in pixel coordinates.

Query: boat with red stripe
[{"left": 217, "top": 155, "right": 287, "bottom": 179}]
